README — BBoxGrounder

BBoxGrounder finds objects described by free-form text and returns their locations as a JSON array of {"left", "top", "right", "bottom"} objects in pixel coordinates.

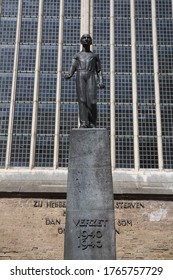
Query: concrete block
[{"left": 64, "top": 129, "right": 116, "bottom": 259}]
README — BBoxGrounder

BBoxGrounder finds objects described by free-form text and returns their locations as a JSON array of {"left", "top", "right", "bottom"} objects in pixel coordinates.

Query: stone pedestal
[{"left": 64, "top": 128, "right": 116, "bottom": 260}]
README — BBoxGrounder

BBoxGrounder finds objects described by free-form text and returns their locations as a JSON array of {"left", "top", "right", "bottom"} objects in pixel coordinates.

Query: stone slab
[
  {"left": 64, "top": 129, "right": 116, "bottom": 259},
  {"left": 0, "top": 198, "right": 173, "bottom": 259}
]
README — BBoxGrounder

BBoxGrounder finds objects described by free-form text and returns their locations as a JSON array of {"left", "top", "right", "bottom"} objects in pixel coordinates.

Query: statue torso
[{"left": 74, "top": 52, "right": 98, "bottom": 72}]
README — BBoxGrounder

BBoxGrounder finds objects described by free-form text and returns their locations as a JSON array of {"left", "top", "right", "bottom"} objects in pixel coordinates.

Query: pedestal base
[{"left": 64, "top": 128, "right": 116, "bottom": 260}]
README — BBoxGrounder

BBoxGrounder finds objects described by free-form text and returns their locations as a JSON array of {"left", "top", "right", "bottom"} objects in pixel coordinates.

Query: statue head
[{"left": 80, "top": 34, "right": 92, "bottom": 46}]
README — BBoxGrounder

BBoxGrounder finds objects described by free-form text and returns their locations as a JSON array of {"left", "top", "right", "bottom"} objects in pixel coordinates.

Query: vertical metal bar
[
  {"left": 81, "top": 0, "right": 90, "bottom": 35},
  {"left": 29, "top": 0, "right": 44, "bottom": 169},
  {"left": 110, "top": 0, "right": 116, "bottom": 170},
  {"left": 54, "top": 0, "right": 64, "bottom": 169},
  {"left": 130, "top": 0, "right": 140, "bottom": 171},
  {"left": 90, "top": 0, "right": 94, "bottom": 51},
  {"left": 151, "top": 0, "right": 163, "bottom": 170},
  {"left": 5, "top": 0, "right": 23, "bottom": 168},
  {"left": 79, "top": 0, "right": 91, "bottom": 126}
]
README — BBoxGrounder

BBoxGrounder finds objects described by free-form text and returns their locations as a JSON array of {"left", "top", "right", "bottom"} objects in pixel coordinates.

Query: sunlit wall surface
[{"left": 0, "top": 0, "right": 173, "bottom": 170}]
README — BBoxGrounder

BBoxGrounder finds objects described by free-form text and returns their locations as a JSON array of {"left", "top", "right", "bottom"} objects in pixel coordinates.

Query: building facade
[{"left": 0, "top": 0, "right": 173, "bottom": 259}]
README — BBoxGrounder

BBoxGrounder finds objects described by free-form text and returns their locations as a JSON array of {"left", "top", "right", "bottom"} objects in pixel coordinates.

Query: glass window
[
  {"left": 1, "top": 0, "right": 18, "bottom": 17},
  {"left": 0, "top": 19, "right": 17, "bottom": 44},
  {"left": 0, "top": 46, "right": 15, "bottom": 72}
]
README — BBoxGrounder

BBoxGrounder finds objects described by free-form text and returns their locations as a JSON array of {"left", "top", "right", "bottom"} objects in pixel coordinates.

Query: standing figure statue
[{"left": 65, "top": 34, "right": 105, "bottom": 128}]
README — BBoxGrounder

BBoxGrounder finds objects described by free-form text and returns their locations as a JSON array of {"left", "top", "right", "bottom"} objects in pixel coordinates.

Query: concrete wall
[
  {"left": 0, "top": 169, "right": 173, "bottom": 195},
  {"left": 0, "top": 196, "right": 173, "bottom": 260}
]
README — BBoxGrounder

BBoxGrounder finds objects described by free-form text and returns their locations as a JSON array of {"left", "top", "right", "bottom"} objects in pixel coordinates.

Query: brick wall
[{"left": 0, "top": 197, "right": 172, "bottom": 259}]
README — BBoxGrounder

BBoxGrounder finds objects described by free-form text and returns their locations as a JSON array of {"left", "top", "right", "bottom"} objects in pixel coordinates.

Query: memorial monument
[
  {"left": 64, "top": 35, "right": 116, "bottom": 259},
  {"left": 65, "top": 34, "right": 105, "bottom": 128}
]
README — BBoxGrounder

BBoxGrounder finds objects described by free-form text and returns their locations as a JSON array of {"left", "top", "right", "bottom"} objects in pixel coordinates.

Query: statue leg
[
  {"left": 76, "top": 73, "right": 89, "bottom": 128},
  {"left": 88, "top": 104, "right": 97, "bottom": 128},
  {"left": 79, "top": 101, "right": 89, "bottom": 128},
  {"left": 87, "top": 74, "right": 97, "bottom": 127}
]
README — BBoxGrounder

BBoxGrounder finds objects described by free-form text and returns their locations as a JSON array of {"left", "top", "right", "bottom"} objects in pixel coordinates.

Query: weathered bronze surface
[{"left": 65, "top": 34, "right": 105, "bottom": 128}]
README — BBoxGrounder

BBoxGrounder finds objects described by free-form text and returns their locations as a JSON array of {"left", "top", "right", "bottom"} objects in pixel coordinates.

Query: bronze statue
[{"left": 65, "top": 34, "right": 105, "bottom": 128}]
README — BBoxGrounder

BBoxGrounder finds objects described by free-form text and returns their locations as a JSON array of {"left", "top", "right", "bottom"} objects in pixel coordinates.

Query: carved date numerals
[{"left": 77, "top": 229, "right": 102, "bottom": 250}]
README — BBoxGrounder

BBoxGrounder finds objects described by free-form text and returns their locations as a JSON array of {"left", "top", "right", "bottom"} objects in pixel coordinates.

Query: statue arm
[
  {"left": 96, "top": 55, "right": 105, "bottom": 89},
  {"left": 65, "top": 57, "right": 78, "bottom": 79}
]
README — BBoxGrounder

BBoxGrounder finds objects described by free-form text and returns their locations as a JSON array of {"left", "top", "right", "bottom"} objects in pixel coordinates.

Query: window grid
[
  {"left": 20, "top": 18, "right": 38, "bottom": 44},
  {"left": 18, "top": 46, "right": 37, "bottom": 72},
  {"left": 115, "top": 104, "right": 133, "bottom": 136},
  {"left": 22, "top": 0, "right": 39, "bottom": 18},
  {"left": 39, "top": 74, "right": 57, "bottom": 102},
  {"left": 10, "top": 0, "right": 39, "bottom": 168},
  {"left": 94, "top": 0, "right": 110, "bottom": 18},
  {"left": 158, "top": 47, "right": 173, "bottom": 74},
  {"left": 135, "top": 0, "right": 158, "bottom": 169},
  {"left": 15, "top": 74, "right": 35, "bottom": 102},
  {"left": 13, "top": 103, "right": 33, "bottom": 135},
  {"left": 114, "top": 0, "right": 130, "bottom": 19},
  {"left": 0, "top": 0, "right": 18, "bottom": 168},
  {"left": 97, "top": 104, "right": 110, "bottom": 131},
  {"left": 42, "top": 18, "right": 59, "bottom": 45},
  {"left": 43, "top": 0, "right": 60, "bottom": 18},
  {"left": 163, "top": 138, "right": 173, "bottom": 169},
  {"left": 115, "top": 47, "right": 132, "bottom": 73},
  {"left": 35, "top": 136, "right": 54, "bottom": 167},
  {"left": 59, "top": 103, "right": 78, "bottom": 136},
  {"left": 0, "top": 19, "right": 17, "bottom": 44},
  {"left": 1, "top": 0, "right": 18, "bottom": 17},
  {"left": 40, "top": 46, "right": 58, "bottom": 73},
  {"left": 58, "top": 0, "right": 81, "bottom": 167},
  {"left": 157, "top": 19, "right": 173, "bottom": 46},
  {"left": 94, "top": 45, "right": 110, "bottom": 74},
  {"left": 63, "top": 19, "right": 80, "bottom": 45},
  {"left": 114, "top": 0, "right": 134, "bottom": 169},
  {"left": 37, "top": 104, "right": 56, "bottom": 135},
  {"left": 0, "top": 136, "right": 7, "bottom": 167},
  {"left": 97, "top": 75, "right": 110, "bottom": 103},
  {"left": 115, "top": 19, "right": 131, "bottom": 46},
  {"left": 136, "top": 19, "right": 152, "bottom": 45},
  {"left": 159, "top": 75, "right": 173, "bottom": 104},
  {"left": 0, "top": 74, "right": 13, "bottom": 102},
  {"left": 135, "top": 0, "right": 151, "bottom": 19},
  {"left": 136, "top": 47, "right": 154, "bottom": 74},
  {"left": 0, "top": 0, "right": 173, "bottom": 170},
  {"left": 115, "top": 75, "right": 132, "bottom": 103},
  {"left": 116, "top": 137, "right": 134, "bottom": 168},
  {"left": 138, "top": 105, "right": 157, "bottom": 137},
  {"left": 157, "top": 3, "right": 173, "bottom": 168},
  {"left": 36, "top": 1, "right": 60, "bottom": 168},
  {"left": 64, "top": 0, "right": 80, "bottom": 18},
  {"left": 156, "top": 0, "right": 172, "bottom": 18},
  {"left": 11, "top": 135, "right": 31, "bottom": 167},
  {"left": 0, "top": 46, "right": 15, "bottom": 72},
  {"left": 93, "top": 0, "right": 110, "bottom": 138},
  {"left": 0, "top": 103, "right": 10, "bottom": 135},
  {"left": 161, "top": 105, "right": 173, "bottom": 137},
  {"left": 93, "top": 19, "right": 110, "bottom": 45},
  {"left": 58, "top": 136, "right": 69, "bottom": 168},
  {"left": 139, "top": 137, "right": 158, "bottom": 169}
]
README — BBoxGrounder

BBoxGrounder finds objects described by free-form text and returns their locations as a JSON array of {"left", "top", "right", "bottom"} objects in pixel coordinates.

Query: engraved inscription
[
  {"left": 77, "top": 229, "right": 103, "bottom": 250},
  {"left": 118, "top": 219, "right": 132, "bottom": 226},
  {"left": 73, "top": 219, "right": 108, "bottom": 228},
  {"left": 115, "top": 202, "right": 144, "bottom": 209},
  {"left": 33, "top": 201, "right": 43, "bottom": 208},
  {"left": 45, "top": 218, "right": 61, "bottom": 225},
  {"left": 33, "top": 200, "right": 66, "bottom": 208},
  {"left": 73, "top": 219, "right": 108, "bottom": 250}
]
